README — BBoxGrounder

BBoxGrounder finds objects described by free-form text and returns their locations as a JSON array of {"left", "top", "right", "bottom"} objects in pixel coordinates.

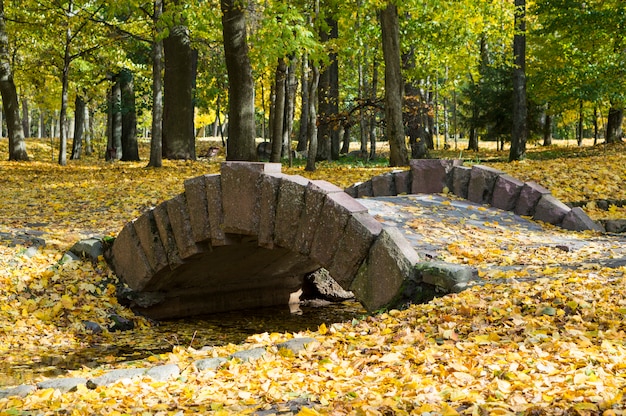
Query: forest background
[{"left": 0, "top": 0, "right": 625, "bottom": 414}]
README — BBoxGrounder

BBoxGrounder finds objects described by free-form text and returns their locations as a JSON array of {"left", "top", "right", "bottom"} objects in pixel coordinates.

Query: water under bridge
[{"left": 106, "top": 160, "right": 602, "bottom": 320}]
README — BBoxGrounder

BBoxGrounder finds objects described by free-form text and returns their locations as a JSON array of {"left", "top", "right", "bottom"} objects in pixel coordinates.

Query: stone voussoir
[
  {"left": 561, "top": 207, "right": 605, "bottom": 232},
  {"left": 327, "top": 211, "right": 383, "bottom": 290},
  {"left": 491, "top": 174, "right": 524, "bottom": 212},
  {"left": 273, "top": 175, "right": 311, "bottom": 249},
  {"left": 221, "top": 162, "right": 281, "bottom": 236},
  {"left": 371, "top": 172, "right": 396, "bottom": 197},
  {"left": 294, "top": 180, "right": 344, "bottom": 256},
  {"left": 451, "top": 165, "right": 471, "bottom": 199},
  {"left": 533, "top": 194, "right": 571, "bottom": 225},
  {"left": 309, "top": 192, "right": 369, "bottom": 268},
  {"left": 514, "top": 181, "right": 551, "bottom": 217},
  {"left": 109, "top": 221, "right": 153, "bottom": 292},
  {"left": 467, "top": 164, "right": 503, "bottom": 205},
  {"left": 183, "top": 175, "right": 211, "bottom": 243},
  {"left": 257, "top": 172, "right": 287, "bottom": 249},
  {"left": 204, "top": 173, "right": 227, "bottom": 246},
  {"left": 165, "top": 194, "right": 207, "bottom": 260},
  {"left": 350, "top": 227, "right": 420, "bottom": 312},
  {"left": 392, "top": 170, "right": 411, "bottom": 195},
  {"left": 410, "top": 159, "right": 461, "bottom": 194}
]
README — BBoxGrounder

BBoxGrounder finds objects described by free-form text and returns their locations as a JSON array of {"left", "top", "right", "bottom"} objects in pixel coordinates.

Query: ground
[{"left": 0, "top": 137, "right": 625, "bottom": 415}]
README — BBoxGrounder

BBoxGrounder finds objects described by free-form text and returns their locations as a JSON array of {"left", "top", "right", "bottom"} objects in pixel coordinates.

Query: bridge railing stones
[
  {"left": 107, "top": 162, "right": 394, "bottom": 319},
  {"left": 346, "top": 159, "right": 604, "bottom": 233},
  {"left": 107, "top": 159, "right": 604, "bottom": 320}
]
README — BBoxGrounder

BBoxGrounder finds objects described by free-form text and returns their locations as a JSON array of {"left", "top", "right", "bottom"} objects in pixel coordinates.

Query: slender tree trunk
[
  {"left": 380, "top": 2, "right": 409, "bottom": 167},
  {"left": 297, "top": 53, "right": 309, "bottom": 152},
  {"left": 509, "top": 0, "right": 528, "bottom": 161},
  {"left": 340, "top": 124, "right": 350, "bottom": 154},
  {"left": 120, "top": 68, "right": 139, "bottom": 161},
  {"left": 270, "top": 57, "right": 287, "bottom": 162},
  {"left": 163, "top": 23, "right": 196, "bottom": 160},
  {"left": 106, "top": 78, "right": 122, "bottom": 161},
  {"left": 577, "top": 100, "right": 584, "bottom": 146},
  {"left": 70, "top": 94, "right": 85, "bottom": 159},
  {"left": 21, "top": 97, "right": 29, "bottom": 138},
  {"left": 305, "top": 64, "right": 320, "bottom": 171},
  {"left": 58, "top": 33, "right": 71, "bottom": 166},
  {"left": 317, "top": 15, "right": 339, "bottom": 161},
  {"left": 221, "top": 0, "right": 256, "bottom": 161},
  {"left": 147, "top": 0, "right": 164, "bottom": 167},
  {"left": 593, "top": 105, "right": 599, "bottom": 145},
  {"left": 369, "top": 58, "right": 379, "bottom": 159},
  {"left": 284, "top": 57, "right": 297, "bottom": 162},
  {"left": 542, "top": 112, "right": 552, "bottom": 146},
  {"left": 0, "top": 0, "right": 28, "bottom": 161},
  {"left": 84, "top": 105, "right": 93, "bottom": 155},
  {"left": 606, "top": 105, "right": 624, "bottom": 143}
]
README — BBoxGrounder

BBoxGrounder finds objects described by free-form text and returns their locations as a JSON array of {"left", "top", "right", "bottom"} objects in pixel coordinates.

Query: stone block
[
  {"left": 205, "top": 174, "right": 226, "bottom": 246},
  {"left": 328, "top": 212, "right": 383, "bottom": 290},
  {"left": 274, "top": 175, "right": 310, "bottom": 249},
  {"left": 37, "top": 378, "right": 87, "bottom": 393},
  {"left": 371, "top": 173, "right": 396, "bottom": 196},
  {"left": 467, "top": 165, "right": 503, "bottom": 205},
  {"left": 451, "top": 166, "right": 471, "bottom": 199},
  {"left": 153, "top": 202, "right": 183, "bottom": 267},
  {"left": 257, "top": 173, "right": 286, "bottom": 248},
  {"left": 165, "top": 194, "right": 207, "bottom": 260},
  {"left": 183, "top": 175, "right": 211, "bottom": 242},
  {"left": 146, "top": 364, "right": 180, "bottom": 382},
  {"left": 415, "top": 261, "right": 475, "bottom": 293},
  {"left": 561, "top": 207, "right": 605, "bottom": 232},
  {"left": 410, "top": 159, "right": 461, "bottom": 194},
  {"left": 310, "top": 192, "right": 368, "bottom": 267},
  {"left": 195, "top": 357, "right": 227, "bottom": 371},
  {"left": 276, "top": 337, "right": 318, "bottom": 354},
  {"left": 221, "top": 162, "right": 281, "bottom": 235},
  {"left": 111, "top": 221, "right": 153, "bottom": 291},
  {"left": 491, "top": 174, "right": 524, "bottom": 211},
  {"left": 393, "top": 170, "right": 411, "bottom": 195},
  {"left": 603, "top": 219, "right": 626, "bottom": 233},
  {"left": 350, "top": 227, "right": 420, "bottom": 312},
  {"left": 514, "top": 182, "right": 550, "bottom": 216},
  {"left": 295, "top": 180, "right": 343, "bottom": 255},
  {"left": 87, "top": 368, "right": 147, "bottom": 389},
  {"left": 344, "top": 184, "right": 358, "bottom": 197},
  {"left": 533, "top": 194, "right": 570, "bottom": 225},
  {"left": 356, "top": 181, "right": 373, "bottom": 198},
  {"left": 133, "top": 210, "right": 169, "bottom": 275}
]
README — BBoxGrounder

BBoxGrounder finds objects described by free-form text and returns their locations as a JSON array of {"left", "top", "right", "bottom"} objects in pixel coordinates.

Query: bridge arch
[{"left": 107, "top": 160, "right": 601, "bottom": 320}]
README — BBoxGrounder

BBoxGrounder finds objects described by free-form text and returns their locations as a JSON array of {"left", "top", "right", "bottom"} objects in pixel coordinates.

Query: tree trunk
[
  {"left": 221, "top": 0, "right": 257, "bottom": 161},
  {"left": 70, "top": 94, "right": 85, "bottom": 160},
  {"left": 163, "top": 24, "right": 196, "bottom": 160},
  {"left": 270, "top": 57, "right": 287, "bottom": 163},
  {"left": 605, "top": 105, "right": 624, "bottom": 143},
  {"left": 340, "top": 124, "right": 350, "bottom": 154},
  {"left": 542, "top": 112, "right": 552, "bottom": 146},
  {"left": 305, "top": 64, "right": 320, "bottom": 171},
  {"left": 369, "top": 58, "right": 378, "bottom": 159},
  {"left": 58, "top": 29, "right": 71, "bottom": 166},
  {"left": 380, "top": 2, "right": 409, "bottom": 167},
  {"left": 577, "top": 100, "right": 583, "bottom": 146},
  {"left": 21, "top": 96, "right": 29, "bottom": 138},
  {"left": 147, "top": 0, "right": 164, "bottom": 167},
  {"left": 296, "top": 53, "right": 309, "bottom": 152},
  {"left": 317, "top": 15, "right": 339, "bottom": 161},
  {"left": 593, "top": 105, "right": 599, "bottom": 145},
  {"left": 84, "top": 105, "right": 93, "bottom": 155},
  {"left": 0, "top": 0, "right": 28, "bottom": 161},
  {"left": 120, "top": 68, "right": 139, "bottom": 161},
  {"left": 509, "top": 0, "right": 528, "bottom": 161},
  {"left": 284, "top": 57, "right": 297, "bottom": 162},
  {"left": 106, "top": 78, "right": 122, "bottom": 161}
]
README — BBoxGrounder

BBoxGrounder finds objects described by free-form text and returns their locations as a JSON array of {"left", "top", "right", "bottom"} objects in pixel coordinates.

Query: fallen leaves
[{"left": 0, "top": 138, "right": 625, "bottom": 414}]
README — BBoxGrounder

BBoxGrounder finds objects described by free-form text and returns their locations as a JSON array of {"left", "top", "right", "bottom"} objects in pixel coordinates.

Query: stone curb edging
[
  {"left": 345, "top": 159, "right": 606, "bottom": 233},
  {"left": 0, "top": 337, "right": 318, "bottom": 401}
]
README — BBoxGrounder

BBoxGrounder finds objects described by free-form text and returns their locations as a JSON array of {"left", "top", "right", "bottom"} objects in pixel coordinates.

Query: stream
[{"left": 0, "top": 300, "right": 366, "bottom": 388}]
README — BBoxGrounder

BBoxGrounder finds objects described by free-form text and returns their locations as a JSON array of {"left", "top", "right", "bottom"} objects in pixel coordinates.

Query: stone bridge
[{"left": 107, "top": 160, "right": 602, "bottom": 320}]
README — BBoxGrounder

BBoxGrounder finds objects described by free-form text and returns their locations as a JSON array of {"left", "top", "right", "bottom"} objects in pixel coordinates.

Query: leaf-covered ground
[{"left": 0, "top": 138, "right": 625, "bottom": 415}]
